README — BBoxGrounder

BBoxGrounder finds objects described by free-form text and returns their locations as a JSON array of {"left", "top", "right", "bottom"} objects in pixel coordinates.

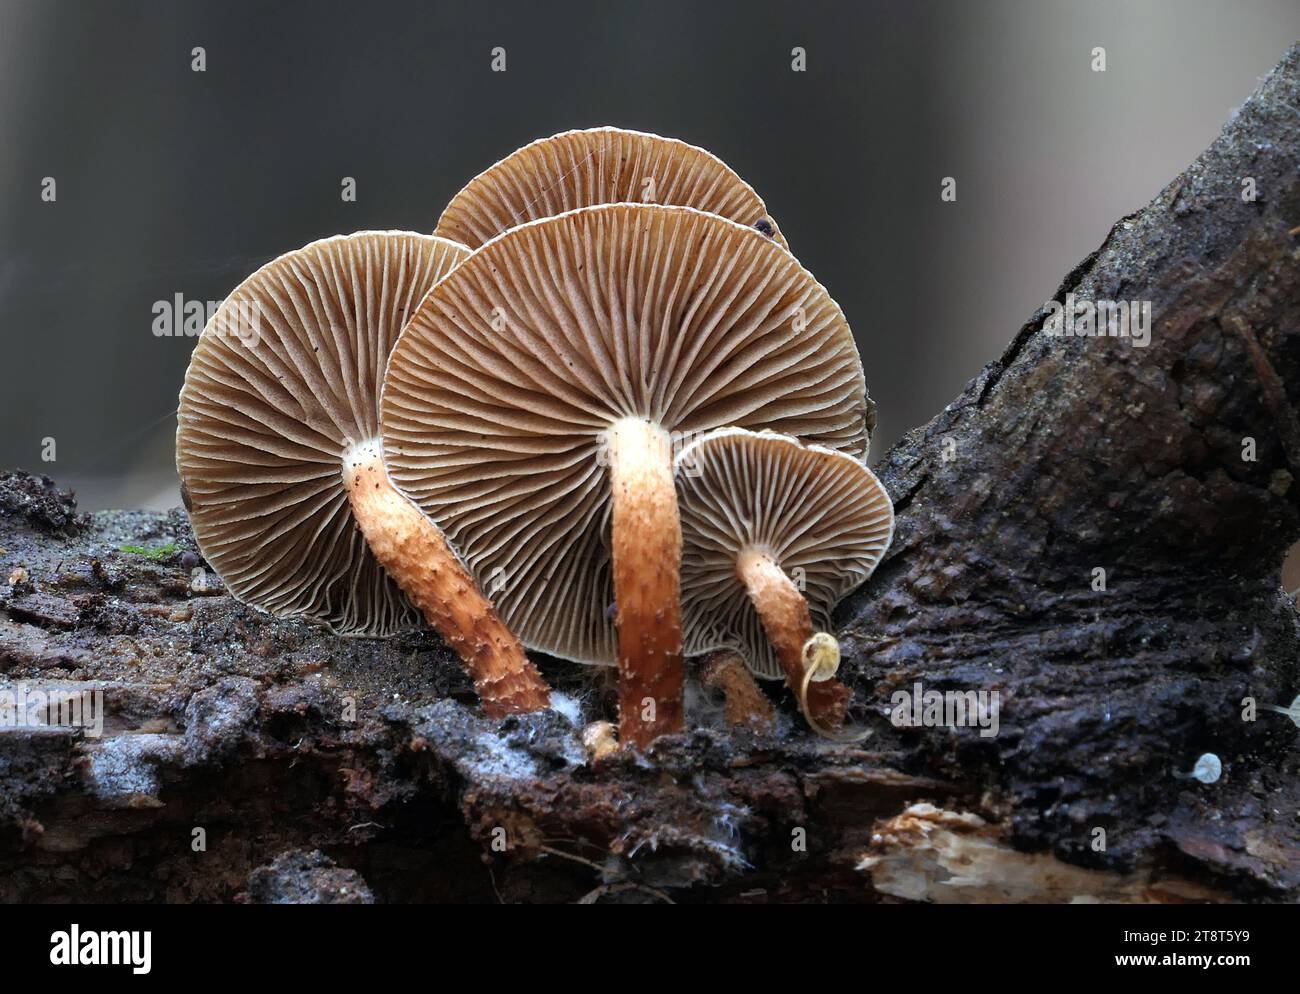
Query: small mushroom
[
  {"left": 383, "top": 204, "right": 870, "bottom": 748},
  {"left": 1174, "top": 752, "right": 1222, "bottom": 784},
  {"left": 435, "top": 126, "right": 787, "bottom": 250},
  {"left": 177, "top": 231, "right": 551, "bottom": 717},
  {"left": 674, "top": 428, "right": 894, "bottom": 735}
]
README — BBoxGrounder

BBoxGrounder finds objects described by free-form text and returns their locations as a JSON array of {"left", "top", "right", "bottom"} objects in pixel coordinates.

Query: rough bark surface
[{"left": 3, "top": 49, "right": 1300, "bottom": 903}]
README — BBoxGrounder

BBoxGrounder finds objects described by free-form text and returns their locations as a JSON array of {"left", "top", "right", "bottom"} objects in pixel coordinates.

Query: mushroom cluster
[{"left": 177, "top": 127, "right": 893, "bottom": 750}]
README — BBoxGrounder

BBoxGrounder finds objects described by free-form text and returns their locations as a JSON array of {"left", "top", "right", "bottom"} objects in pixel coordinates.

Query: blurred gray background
[{"left": 1, "top": 0, "right": 1298, "bottom": 509}]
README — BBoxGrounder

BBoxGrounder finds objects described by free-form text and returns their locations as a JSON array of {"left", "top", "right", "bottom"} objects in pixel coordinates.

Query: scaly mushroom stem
[
  {"left": 343, "top": 442, "right": 551, "bottom": 717},
  {"left": 606, "top": 417, "right": 685, "bottom": 747},
  {"left": 736, "top": 548, "right": 851, "bottom": 729},
  {"left": 700, "top": 650, "right": 775, "bottom": 730}
]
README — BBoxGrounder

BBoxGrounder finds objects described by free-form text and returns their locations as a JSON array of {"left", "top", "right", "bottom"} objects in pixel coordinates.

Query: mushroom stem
[
  {"left": 343, "top": 443, "right": 551, "bottom": 717},
  {"left": 606, "top": 418, "right": 685, "bottom": 747},
  {"left": 700, "top": 650, "right": 775, "bottom": 730},
  {"left": 735, "top": 549, "right": 851, "bottom": 729}
]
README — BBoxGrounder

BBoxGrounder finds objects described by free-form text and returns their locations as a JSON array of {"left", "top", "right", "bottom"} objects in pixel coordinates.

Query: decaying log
[{"left": 3, "top": 47, "right": 1300, "bottom": 904}]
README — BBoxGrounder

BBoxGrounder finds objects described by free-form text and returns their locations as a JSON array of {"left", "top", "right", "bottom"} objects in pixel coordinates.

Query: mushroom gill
[
  {"left": 383, "top": 205, "right": 870, "bottom": 748},
  {"left": 177, "top": 231, "right": 551, "bottom": 717}
]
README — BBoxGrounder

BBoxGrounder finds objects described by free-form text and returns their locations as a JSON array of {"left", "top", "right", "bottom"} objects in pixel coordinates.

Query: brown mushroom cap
[
  {"left": 382, "top": 203, "right": 871, "bottom": 665},
  {"left": 435, "top": 126, "right": 788, "bottom": 250},
  {"left": 177, "top": 231, "right": 469, "bottom": 635},
  {"left": 675, "top": 427, "right": 894, "bottom": 679}
]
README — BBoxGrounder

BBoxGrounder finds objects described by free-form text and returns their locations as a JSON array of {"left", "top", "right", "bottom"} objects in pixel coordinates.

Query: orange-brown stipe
[
  {"left": 736, "top": 549, "right": 850, "bottom": 728},
  {"left": 607, "top": 418, "right": 685, "bottom": 748},
  {"left": 700, "top": 650, "right": 776, "bottom": 730},
  {"left": 344, "top": 447, "right": 551, "bottom": 717}
]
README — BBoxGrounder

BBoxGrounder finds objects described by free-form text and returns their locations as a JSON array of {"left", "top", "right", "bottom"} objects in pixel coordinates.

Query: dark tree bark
[
  {"left": 838, "top": 44, "right": 1300, "bottom": 896},
  {"left": 2, "top": 48, "right": 1300, "bottom": 904}
]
